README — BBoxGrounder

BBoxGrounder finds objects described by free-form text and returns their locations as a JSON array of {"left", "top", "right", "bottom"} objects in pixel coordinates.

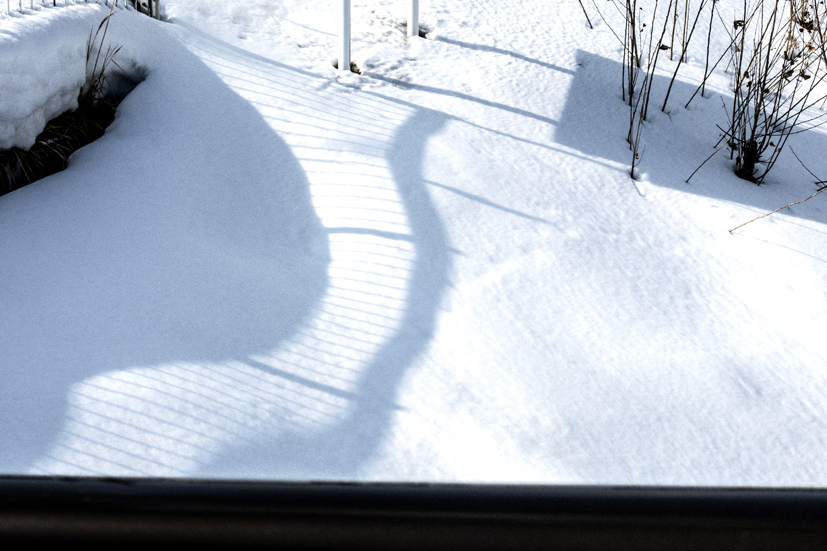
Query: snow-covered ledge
[{"left": 0, "top": 6, "right": 111, "bottom": 150}]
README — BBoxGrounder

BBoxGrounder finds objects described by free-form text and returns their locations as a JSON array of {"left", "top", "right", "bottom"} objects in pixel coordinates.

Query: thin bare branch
[{"left": 729, "top": 186, "right": 827, "bottom": 232}]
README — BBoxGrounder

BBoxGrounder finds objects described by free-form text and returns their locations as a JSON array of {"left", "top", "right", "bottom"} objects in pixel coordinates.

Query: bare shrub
[{"left": 723, "top": 0, "right": 827, "bottom": 183}]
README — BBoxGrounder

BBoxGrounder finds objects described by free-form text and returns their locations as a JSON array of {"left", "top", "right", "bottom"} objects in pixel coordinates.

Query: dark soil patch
[{"left": 0, "top": 96, "right": 121, "bottom": 198}]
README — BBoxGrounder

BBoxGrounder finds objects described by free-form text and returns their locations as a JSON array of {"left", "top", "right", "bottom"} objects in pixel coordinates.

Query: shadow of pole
[{"left": 434, "top": 35, "right": 576, "bottom": 76}]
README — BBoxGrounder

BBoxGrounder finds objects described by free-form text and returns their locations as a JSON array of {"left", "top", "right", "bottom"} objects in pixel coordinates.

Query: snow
[
  {"left": 1, "top": 0, "right": 827, "bottom": 485},
  {"left": 0, "top": 4, "right": 101, "bottom": 149}
]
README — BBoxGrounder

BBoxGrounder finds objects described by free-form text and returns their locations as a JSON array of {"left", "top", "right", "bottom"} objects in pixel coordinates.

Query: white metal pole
[
  {"left": 408, "top": 0, "right": 419, "bottom": 37},
  {"left": 340, "top": 0, "right": 351, "bottom": 71}
]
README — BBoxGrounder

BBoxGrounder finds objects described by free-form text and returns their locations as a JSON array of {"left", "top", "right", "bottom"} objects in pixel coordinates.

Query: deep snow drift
[{"left": 1, "top": 0, "right": 826, "bottom": 485}]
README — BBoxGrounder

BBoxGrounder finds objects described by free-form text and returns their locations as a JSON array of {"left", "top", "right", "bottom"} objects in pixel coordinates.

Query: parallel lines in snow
[{"left": 32, "top": 28, "right": 419, "bottom": 476}]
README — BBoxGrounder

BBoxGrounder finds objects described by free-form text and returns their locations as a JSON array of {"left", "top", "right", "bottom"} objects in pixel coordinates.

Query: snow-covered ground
[{"left": 1, "top": 0, "right": 827, "bottom": 485}]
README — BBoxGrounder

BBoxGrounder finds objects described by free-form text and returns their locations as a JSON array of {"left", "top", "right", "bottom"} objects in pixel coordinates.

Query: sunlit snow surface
[{"left": 2, "top": 1, "right": 827, "bottom": 485}]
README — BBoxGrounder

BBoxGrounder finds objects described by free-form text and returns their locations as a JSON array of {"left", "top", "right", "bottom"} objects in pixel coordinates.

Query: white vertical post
[
  {"left": 340, "top": 0, "right": 351, "bottom": 71},
  {"left": 408, "top": 0, "right": 419, "bottom": 37}
]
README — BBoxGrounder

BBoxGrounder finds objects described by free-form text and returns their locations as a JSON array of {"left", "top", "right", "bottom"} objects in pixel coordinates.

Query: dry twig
[
  {"left": 728, "top": 146, "right": 827, "bottom": 232},
  {"left": 728, "top": 185, "right": 826, "bottom": 232}
]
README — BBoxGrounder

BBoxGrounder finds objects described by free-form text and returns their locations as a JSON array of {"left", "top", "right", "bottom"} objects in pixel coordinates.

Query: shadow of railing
[
  {"left": 4, "top": 20, "right": 451, "bottom": 479},
  {"left": 203, "top": 106, "right": 451, "bottom": 478}
]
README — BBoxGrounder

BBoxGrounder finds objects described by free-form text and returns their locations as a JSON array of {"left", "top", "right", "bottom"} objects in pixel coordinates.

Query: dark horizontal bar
[{"left": 1, "top": 476, "right": 827, "bottom": 549}]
